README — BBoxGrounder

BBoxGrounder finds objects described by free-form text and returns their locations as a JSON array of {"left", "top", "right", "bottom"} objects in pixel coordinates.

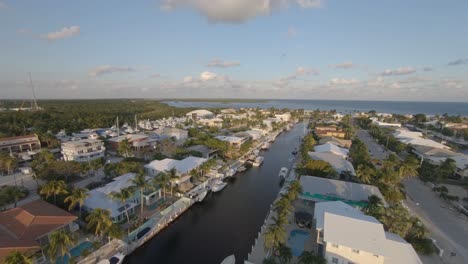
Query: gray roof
[{"left": 308, "top": 152, "right": 355, "bottom": 175}]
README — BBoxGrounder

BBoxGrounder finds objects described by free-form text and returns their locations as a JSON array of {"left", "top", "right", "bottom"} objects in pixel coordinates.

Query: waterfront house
[
  {"left": 308, "top": 152, "right": 356, "bottom": 177},
  {"left": 0, "top": 200, "right": 78, "bottom": 263},
  {"left": 235, "top": 130, "right": 263, "bottom": 141},
  {"left": 185, "top": 109, "right": 215, "bottom": 120},
  {"left": 314, "top": 143, "right": 349, "bottom": 159},
  {"left": 299, "top": 176, "right": 385, "bottom": 207},
  {"left": 144, "top": 156, "right": 208, "bottom": 192},
  {"left": 318, "top": 137, "right": 352, "bottom": 149},
  {"left": 198, "top": 117, "right": 224, "bottom": 128},
  {"left": 0, "top": 134, "right": 41, "bottom": 154},
  {"left": 412, "top": 145, "right": 468, "bottom": 179},
  {"left": 107, "top": 134, "right": 157, "bottom": 152},
  {"left": 315, "top": 126, "right": 346, "bottom": 139},
  {"left": 186, "top": 145, "right": 218, "bottom": 159},
  {"left": 83, "top": 173, "right": 161, "bottom": 223},
  {"left": 313, "top": 201, "right": 422, "bottom": 264},
  {"left": 61, "top": 139, "right": 105, "bottom": 162},
  {"left": 275, "top": 112, "right": 291, "bottom": 122},
  {"left": 153, "top": 127, "right": 188, "bottom": 145},
  {"left": 215, "top": 135, "right": 247, "bottom": 148}
]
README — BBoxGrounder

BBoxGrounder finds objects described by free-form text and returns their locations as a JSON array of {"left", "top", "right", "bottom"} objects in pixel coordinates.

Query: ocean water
[{"left": 163, "top": 99, "right": 468, "bottom": 116}]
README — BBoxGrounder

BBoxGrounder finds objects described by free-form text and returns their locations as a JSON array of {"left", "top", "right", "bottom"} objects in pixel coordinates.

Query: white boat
[
  {"left": 224, "top": 169, "right": 235, "bottom": 178},
  {"left": 252, "top": 156, "right": 264, "bottom": 166},
  {"left": 195, "top": 190, "right": 208, "bottom": 202},
  {"left": 261, "top": 142, "right": 271, "bottom": 150},
  {"left": 220, "top": 255, "right": 235, "bottom": 264},
  {"left": 211, "top": 179, "right": 227, "bottom": 192},
  {"left": 279, "top": 167, "right": 288, "bottom": 178},
  {"left": 97, "top": 252, "right": 126, "bottom": 264},
  {"left": 237, "top": 166, "right": 246, "bottom": 172}
]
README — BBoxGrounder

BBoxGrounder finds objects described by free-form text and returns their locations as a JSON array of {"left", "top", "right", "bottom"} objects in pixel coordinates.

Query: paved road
[{"left": 357, "top": 129, "right": 468, "bottom": 264}]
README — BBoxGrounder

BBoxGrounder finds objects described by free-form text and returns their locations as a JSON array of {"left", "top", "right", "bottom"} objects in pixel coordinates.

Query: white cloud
[
  {"left": 381, "top": 66, "right": 416, "bottom": 76},
  {"left": 295, "top": 66, "right": 318, "bottom": 75},
  {"left": 149, "top": 73, "right": 161, "bottom": 78},
  {"left": 330, "top": 61, "right": 355, "bottom": 69},
  {"left": 330, "top": 78, "right": 360, "bottom": 85},
  {"left": 200, "top": 71, "right": 218, "bottom": 81},
  {"left": 206, "top": 59, "right": 240, "bottom": 68},
  {"left": 89, "top": 65, "right": 136, "bottom": 77},
  {"left": 161, "top": 0, "right": 323, "bottom": 23},
  {"left": 40, "top": 26, "right": 80, "bottom": 41}
]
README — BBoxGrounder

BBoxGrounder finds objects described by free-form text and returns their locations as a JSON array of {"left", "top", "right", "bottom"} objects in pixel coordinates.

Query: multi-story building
[
  {"left": 313, "top": 201, "right": 422, "bottom": 264},
  {"left": 0, "top": 134, "right": 41, "bottom": 154},
  {"left": 315, "top": 126, "right": 346, "bottom": 139},
  {"left": 61, "top": 139, "right": 105, "bottom": 162}
]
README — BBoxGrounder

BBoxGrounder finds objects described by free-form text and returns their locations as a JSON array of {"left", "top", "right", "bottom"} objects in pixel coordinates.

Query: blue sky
[{"left": 1, "top": 0, "right": 467, "bottom": 101}]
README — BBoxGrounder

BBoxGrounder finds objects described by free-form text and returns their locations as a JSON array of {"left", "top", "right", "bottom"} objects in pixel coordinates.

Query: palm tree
[
  {"left": 118, "top": 138, "right": 133, "bottom": 158},
  {"left": 263, "top": 221, "right": 287, "bottom": 252},
  {"left": 4, "top": 251, "right": 33, "bottom": 264},
  {"left": 356, "top": 164, "right": 375, "bottom": 184},
  {"left": 64, "top": 187, "right": 89, "bottom": 217},
  {"left": 298, "top": 251, "right": 326, "bottom": 264},
  {"left": 364, "top": 195, "right": 384, "bottom": 218},
  {"left": 153, "top": 172, "right": 169, "bottom": 200},
  {"left": 277, "top": 244, "right": 293, "bottom": 264},
  {"left": 167, "top": 167, "right": 178, "bottom": 196},
  {"left": 7, "top": 186, "right": 25, "bottom": 208},
  {"left": 273, "top": 197, "right": 293, "bottom": 218},
  {"left": 40, "top": 180, "right": 68, "bottom": 204},
  {"left": 129, "top": 173, "right": 151, "bottom": 218},
  {"left": 108, "top": 187, "right": 135, "bottom": 233},
  {"left": 398, "top": 156, "right": 419, "bottom": 178},
  {"left": 46, "top": 229, "right": 75, "bottom": 263},
  {"left": 86, "top": 208, "right": 113, "bottom": 238},
  {"left": 287, "top": 180, "right": 302, "bottom": 201}
]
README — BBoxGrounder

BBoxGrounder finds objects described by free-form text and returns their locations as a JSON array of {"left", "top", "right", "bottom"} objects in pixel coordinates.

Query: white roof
[
  {"left": 394, "top": 129, "right": 450, "bottom": 149},
  {"left": 145, "top": 156, "right": 207, "bottom": 175},
  {"left": 314, "top": 143, "right": 349, "bottom": 158},
  {"left": 108, "top": 134, "right": 148, "bottom": 143},
  {"left": 315, "top": 201, "right": 422, "bottom": 263},
  {"left": 215, "top": 135, "right": 245, "bottom": 144},
  {"left": 186, "top": 109, "right": 214, "bottom": 117},
  {"left": 308, "top": 152, "right": 355, "bottom": 175},
  {"left": 300, "top": 175, "right": 385, "bottom": 202},
  {"left": 62, "top": 138, "right": 103, "bottom": 147},
  {"left": 98, "top": 173, "right": 138, "bottom": 195}
]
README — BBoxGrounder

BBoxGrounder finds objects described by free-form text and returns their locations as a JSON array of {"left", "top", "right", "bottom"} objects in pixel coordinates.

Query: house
[
  {"left": 215, "top": 135, "right": 247, "bottom": 148},
  {"left": 186, "top": 145, "right": 218, "bottom": 159},
  {"left": 198, "top": 117, "right": 224, "bottom": 128},
  {"left": 393, "top": 129, "right": 450, "bottom": 149},
  {"left": 275, "top": 112, "right": 291, "bottom": 122},
  {"left": 308, "top": 152, "right": 355, "bottom": 176},
  {"left": 318, "top": 137, "right": 352, "bottom": 149},
  {"left": 0, "top": 200, "right": 78, "bottom": 262},
  {"left": 83, "top": 173, "right": 161, "bottom": 223},
  {"left": 220, "top": 108, "right": 237, "bottom": 114},
  {"left": 262, "top": 118, "right": 282, "bottom": 131},
  {"left": 371, "top": 118, "right": 402, "bottom": 128},
  {"left": 314, "top": 143, "right": 349, "bottom": 159},
  {"left": 0, "top": 134, "right": 41, "bottom": 154},
  {"left": 185, "top": 109, "right": 215, "bottom": 120},
  {"left": 315, "top": 126, "right": 346, "bottom": 139},
  {"left": 411, "top": 145, "right": 468, "bottom": 179},
  {"left": 299, "top": 176, "right": 385, "bottom": 208},
  {"left": 61, "top": 139, "right": 105, "bottom": 162},
  {"left": 313, "top": 201, "right": 422, "bottom": 264},
  {"left": 235, "top": 130, "right": 263, "bottom": 141},
  {"left": 107, "top": 134, "right": 155, "bottom": 152},
  {"left": 144, "top": 156, "right": 207, "bottom": 192}
]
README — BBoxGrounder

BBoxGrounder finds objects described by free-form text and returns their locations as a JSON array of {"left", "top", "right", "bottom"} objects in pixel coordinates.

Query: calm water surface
[{"left": 124, "top": 123, "right": 305, "bottom": 264}]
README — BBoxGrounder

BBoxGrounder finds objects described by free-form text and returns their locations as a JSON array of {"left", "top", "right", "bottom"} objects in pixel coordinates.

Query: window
[
  {"left": 352, "top": 249, "right": 360, "bottom": 254},
  {"left": 332, "top": 243, "right": 339, "bottom": 248},
  {"left": 332, "top": 257, "right": 338, "bottom": 264}
]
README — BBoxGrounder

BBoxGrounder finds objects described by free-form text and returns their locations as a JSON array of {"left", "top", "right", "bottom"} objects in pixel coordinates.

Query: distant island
[{"left": 160, "top": 98, "right": 269, "bottom": 103}]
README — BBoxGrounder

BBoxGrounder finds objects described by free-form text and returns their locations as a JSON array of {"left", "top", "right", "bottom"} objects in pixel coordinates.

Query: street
[{"left": 356, "top": 129, "right": 468, "bottom": 264}]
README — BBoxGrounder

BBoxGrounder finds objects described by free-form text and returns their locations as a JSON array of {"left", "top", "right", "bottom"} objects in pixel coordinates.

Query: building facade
[
  {"left": 61, "top": 139, "right": 105, "bottom": 162},
  {"left": 0, "top": 134, "right": 41, "bottom": 154}
]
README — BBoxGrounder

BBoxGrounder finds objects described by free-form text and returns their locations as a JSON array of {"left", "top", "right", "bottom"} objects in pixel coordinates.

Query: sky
[{"left": 0, "top": 0, "right": 467, "bottom": 101}]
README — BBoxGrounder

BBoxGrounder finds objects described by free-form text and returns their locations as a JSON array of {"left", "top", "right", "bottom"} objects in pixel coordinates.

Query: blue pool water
[
  {"left": 55, "top": 241, "right": 93, "bottom": 264},
  {"left": 288, "top": 229, "right": 310, "bottom": 257}
]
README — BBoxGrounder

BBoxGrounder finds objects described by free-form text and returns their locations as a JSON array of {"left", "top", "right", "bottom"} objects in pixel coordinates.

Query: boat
[
  {"left": 291, "top": 148, "right": 298, "bottom": 155},
  {"left": 261, "top": 142, "right": 271, "bottom": 150},
  {"left": 211, "top": 179, "right": 227, "bottom": 192},
  {"left": 237, "top": 166, "right": 246, "bottom": 172},
  {"left": 195, "top": 190, "right": 208, "bottom": 202},
  {"left": 220, "top": 255, "right": 235, "bottom": 264},
  {"left": 252, "top": 156, "right": 264, "bottom": 166},
  {"left": 224, "top": 169, "right": 235, "bottom": 178},
  {"left": 97, "top": 252, "right": 126, "bottom": 264},
  {"left": 279, "top": 167, "right": 288, "bottom": 179}
]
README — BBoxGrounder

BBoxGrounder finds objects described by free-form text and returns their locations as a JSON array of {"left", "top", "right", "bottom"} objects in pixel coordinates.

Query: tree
[
  {"left": 6, "top": 186, "right": 27, "bottom": 207},
  {"left": 118, "top": 138, "right": 133, "bottom": 158},
  {"left": 108, "top": 187, "right": 135, "bottom": 233},
  {"left": 0, "top": 153, "right": 17, "bottom": 175},
  {"left": 398, "top": 156, "right": 419, "bottom": 178},
  {"left": 356, "top": 164, "right": 376, "bottom": 184},
  {"left": 89, "top": 158, "right": 104, "bottom": 177},
  {"left": 86, "top": 208, "right": 113, "bottom": 238},
  {"left": 129, "top": 173, "right": 151, "bottom": 218},
  {"left": 364, "top": 195, "right": 384, "bottom": 218},
  {"left": 262, "top": 257, "right": 278, "bottom": 264},
  {"left": 46, "top": 229, "right": 75, "bottom": 263},
  {"left": 4, "top": 251, "right": 33, "bottom": 264},
  {"left": 167, "top": 167, "right": 178, "bottom": 196},
  {"left": 40, "top": 180, "right": 68, "bottom": 205},
  {"left": 64, "top": 187, "right": 89, "bottom": 218},
  {"left": 274, "top": 197, "right": 293, "bottom": 219},
  {"left": 277, "top": 244, "right": 292, "bottom": 264},
  {"left": 413, "top": 114, "right": 427, "bottom": 123},
  {"left": 153, "top": 172, "right": 169, "bottom": 200},
  {"left": 263, "top": 222, "right": 287, "bottom": 253},
  {"left": 298, "top": 252, "right": 326, "bottom": 264}
]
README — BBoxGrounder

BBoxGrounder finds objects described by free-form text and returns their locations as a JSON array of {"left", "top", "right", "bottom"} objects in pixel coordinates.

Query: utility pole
[{"left": 28, "top": 72, "right": 39, "bottom": 110}]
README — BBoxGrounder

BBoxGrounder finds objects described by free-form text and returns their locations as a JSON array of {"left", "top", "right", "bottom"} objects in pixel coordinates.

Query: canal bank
[{"left": 123, "top": 122, "right": 306, "bottom": 264}]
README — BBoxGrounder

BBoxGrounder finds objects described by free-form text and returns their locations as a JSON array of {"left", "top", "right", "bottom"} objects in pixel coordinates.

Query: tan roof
[{"left": 0, "top": 200, "right": 77, "bottom": 259}]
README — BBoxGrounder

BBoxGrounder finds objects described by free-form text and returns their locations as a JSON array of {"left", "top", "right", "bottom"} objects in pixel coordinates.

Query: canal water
[{"left": 124, "top": 123, "right": 305, "bottom": 264}]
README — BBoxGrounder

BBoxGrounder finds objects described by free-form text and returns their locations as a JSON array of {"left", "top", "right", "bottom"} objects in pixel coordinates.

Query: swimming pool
[
  {"left": 288, "top": 229, "right": 310, "bottom": 257},
  {"left": 55, "top": 241, "right": 93, "bottom": 264}
]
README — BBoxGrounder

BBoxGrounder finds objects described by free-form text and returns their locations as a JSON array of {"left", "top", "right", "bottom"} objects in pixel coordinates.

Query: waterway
[{"left": 124, "top": 123, "right": 306, "bottom": 264}]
